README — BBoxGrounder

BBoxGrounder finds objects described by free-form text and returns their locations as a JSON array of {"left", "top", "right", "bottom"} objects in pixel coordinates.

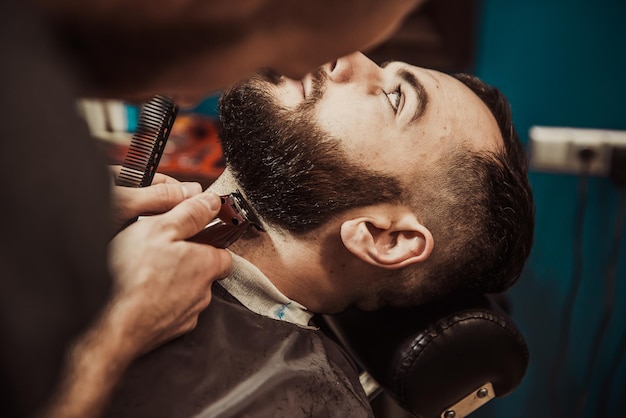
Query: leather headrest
[{"left": 322, "top": 294, "right": 529, "bottom": 418}]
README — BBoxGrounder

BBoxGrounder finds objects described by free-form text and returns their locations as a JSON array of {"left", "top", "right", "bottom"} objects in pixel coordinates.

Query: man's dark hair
[{"left": 387, "top": 74, "right": 535, "bottom": 306}]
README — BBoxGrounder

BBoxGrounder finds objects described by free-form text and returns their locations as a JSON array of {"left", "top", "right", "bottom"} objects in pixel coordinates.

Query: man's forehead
[{"left": 412, "top": 66, "right": 502, "bottom": 153}]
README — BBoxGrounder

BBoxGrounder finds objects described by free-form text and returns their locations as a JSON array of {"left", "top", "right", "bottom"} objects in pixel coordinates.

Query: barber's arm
[{"left": 41, "top": 177, "right": 232, "bottom": 418}]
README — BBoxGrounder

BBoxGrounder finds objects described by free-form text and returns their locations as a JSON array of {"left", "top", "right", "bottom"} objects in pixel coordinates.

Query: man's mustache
[{"left": 254, "top": 66, "right": 327, "bottom": 109}]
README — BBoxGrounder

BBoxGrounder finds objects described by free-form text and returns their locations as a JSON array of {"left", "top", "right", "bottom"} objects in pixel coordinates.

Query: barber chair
[{"left": 320, "top": 293, "right": 528, "bottom": 418}]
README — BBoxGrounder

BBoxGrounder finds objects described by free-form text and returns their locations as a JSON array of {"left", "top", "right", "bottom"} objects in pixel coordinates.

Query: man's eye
[{"left": 386, "top": 88, "right": 402, "bottom": 112}]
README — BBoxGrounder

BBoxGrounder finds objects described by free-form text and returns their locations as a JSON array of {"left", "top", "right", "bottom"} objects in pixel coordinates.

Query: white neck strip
[{"left": 219, "top": 252, "right": 316, "bottom": 329}]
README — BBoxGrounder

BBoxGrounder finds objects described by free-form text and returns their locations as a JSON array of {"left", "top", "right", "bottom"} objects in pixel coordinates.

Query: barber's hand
[
  {"left": 40, "top": 189, "right": 231, "bottom": 418},
  {"left": 110, "top": 167, "right": 204, "bottom": 231},
  {"left": 107, "top": 189, "right": 232, "bottom": 358}
]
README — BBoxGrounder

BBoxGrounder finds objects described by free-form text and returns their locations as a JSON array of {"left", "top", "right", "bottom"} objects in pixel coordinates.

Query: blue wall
[{"left": 472, "top": 1, "right": 626, "bottom": 417}]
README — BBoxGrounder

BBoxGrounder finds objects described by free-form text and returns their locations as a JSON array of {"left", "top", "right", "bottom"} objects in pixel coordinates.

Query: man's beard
[{"left": 218, "top": 70, "right": 403, "bottom": 234}]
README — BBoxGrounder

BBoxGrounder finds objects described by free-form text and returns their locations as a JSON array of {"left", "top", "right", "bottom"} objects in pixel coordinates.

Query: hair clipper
[{"left": 188, "top": 190, "right": 264, "bottom": 248}]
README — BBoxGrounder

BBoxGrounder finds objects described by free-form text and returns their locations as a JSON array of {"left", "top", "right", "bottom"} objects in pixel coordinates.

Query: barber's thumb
[
  {"left": 196, "top": 190, "right": 222, "bottom": 213},
  {"left": 164, "top": 190, "right": 222, "bottom": 240}
]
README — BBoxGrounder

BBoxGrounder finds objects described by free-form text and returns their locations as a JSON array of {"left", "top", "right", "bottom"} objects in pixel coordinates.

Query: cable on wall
[
  {"left": 596, "top": 147, "right": 626, "bottom": 417},
  {"left": 575, "top": 190, "right": 625, "bottom": 417},
  {"left": 549, "top": 150, "right": 593, "bottom": 417}
]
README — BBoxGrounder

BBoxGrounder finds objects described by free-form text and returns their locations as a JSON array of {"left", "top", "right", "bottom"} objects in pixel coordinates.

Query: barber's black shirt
[{"left": 0, "top": 1, "right": 112, "bottom": 416}]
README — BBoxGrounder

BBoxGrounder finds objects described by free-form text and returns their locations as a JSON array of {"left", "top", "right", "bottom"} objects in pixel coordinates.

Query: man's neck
[
  {"left": 207, "top": 168, "right": 239, "bottom": 195},
  {"left": 206, "top": 169, "right": 353, "bottom": 313}
]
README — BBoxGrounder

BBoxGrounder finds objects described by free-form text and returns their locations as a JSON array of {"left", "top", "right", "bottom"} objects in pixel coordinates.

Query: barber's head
[
  {"left": 47, "top": 1, "right": 421, "bottom": 102},
  {"left": 219, "top": 52, "right": 534, "bottom": 309}
]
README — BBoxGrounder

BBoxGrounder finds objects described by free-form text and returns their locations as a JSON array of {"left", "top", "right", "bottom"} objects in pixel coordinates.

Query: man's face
[
  {"left": 218, "top": 52, "right": 501, "bottom": 233},
  {"left": 286, "top": 52, "right": 502, "bottom": 175}
]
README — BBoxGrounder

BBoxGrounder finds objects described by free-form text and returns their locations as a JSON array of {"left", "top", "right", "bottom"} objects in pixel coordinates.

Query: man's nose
[{"left": 328, "top": 52, "right": 383, "bottom": 87}]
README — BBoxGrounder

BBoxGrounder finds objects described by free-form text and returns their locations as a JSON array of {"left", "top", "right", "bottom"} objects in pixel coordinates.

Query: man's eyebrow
[
  {"left": 397, "top": 68, "right": 428, "bottom": 123},
  {"left": 381, "top": 60, "right": 429, "bottom": 123}
]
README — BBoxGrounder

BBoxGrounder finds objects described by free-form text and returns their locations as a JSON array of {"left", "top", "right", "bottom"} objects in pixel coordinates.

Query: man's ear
[{"left": 340, "top": 211, "right": 434, "bottom": 270}]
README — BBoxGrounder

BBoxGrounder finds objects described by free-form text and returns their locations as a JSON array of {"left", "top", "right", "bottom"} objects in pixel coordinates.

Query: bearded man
[{"left": 102, "top": 52, "right": 534, "bottom": 418}]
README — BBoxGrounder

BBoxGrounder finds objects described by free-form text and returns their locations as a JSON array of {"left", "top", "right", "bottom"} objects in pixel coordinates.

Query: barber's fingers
[
  {"left": 151, "top": 172, "right": 182, "bottom": 185},
  {"left": 115, "top": 182, "right": 203, "bottom": 217},
  {"left": 108, "top": 164, "right": 123, "bottom": 178},
  {"left": 157, "top": 191, "right": 222, "bottom": 240}
]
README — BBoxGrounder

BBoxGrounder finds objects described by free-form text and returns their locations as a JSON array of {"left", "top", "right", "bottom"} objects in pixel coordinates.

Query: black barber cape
[{"left": 104, "top": 283, "right": 374, "bottom": 418}]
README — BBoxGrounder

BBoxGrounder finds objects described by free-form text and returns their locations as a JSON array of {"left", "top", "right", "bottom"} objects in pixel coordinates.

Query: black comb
[{"left": 116, "top": 95, "right": 178, "bottom": 188}]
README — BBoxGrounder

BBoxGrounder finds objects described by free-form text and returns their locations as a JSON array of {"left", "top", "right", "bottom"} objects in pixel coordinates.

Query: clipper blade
[{"left": 189, "top": 190, "right": 264, "bottom": 248}]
